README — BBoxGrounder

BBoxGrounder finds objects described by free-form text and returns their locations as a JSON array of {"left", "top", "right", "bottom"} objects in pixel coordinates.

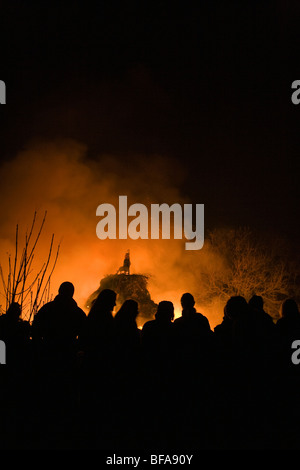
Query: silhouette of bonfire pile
[{"left": 86, "top": 251, "right": 157, "bottom": 326}]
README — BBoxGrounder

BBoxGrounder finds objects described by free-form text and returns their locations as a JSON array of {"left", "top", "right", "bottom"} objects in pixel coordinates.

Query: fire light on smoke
[{"left": 0, "top": 139, "right": 224, "bottom": 328}]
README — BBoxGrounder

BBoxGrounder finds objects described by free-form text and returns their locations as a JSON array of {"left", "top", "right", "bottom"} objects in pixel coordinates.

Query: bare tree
[
  {"left": 0, "top": 211, "right": 60, "bottom": 322},
  {"left": 197, "top": 227, "right": 297, "bottom": 320}
]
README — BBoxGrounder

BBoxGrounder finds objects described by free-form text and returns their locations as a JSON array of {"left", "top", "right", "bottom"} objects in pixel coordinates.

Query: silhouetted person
[
  {"left": 0, "top": 302, "right": 31, "bottom": 367},
  {"left": 114, "top": 298, "right": 139, "bottom": 329},
  {"left": 223, "top": 295, "right": 250, "bottom": 349},
  {"left": 214, "top": 298, "right": 250, "bottom": 370},
  {"left": 31, "top": 282, "right": 86, "bottom": 423},
  {"left": 214, "top": 303, "right": 233, "bottom": 349},
  {"left": 81, "top": 288, "right": 116, "bottom": 361},
  {"left": 173, "top": 293, "right": 212, "bottom": 359},
  {"left": 213, "top": 296, "right": 251, "bottom": 376},
  {"left": 113, "top": 300, "right": 141, "bottom": 443},
  {"left": 172, "top": 294, "right": 214, "bottom": 446},
  {"left": 32, "top": 281, "right": 86, "bottom": 356},
  {"left": 178, "top": 293, "right": 211, "bottom": 326},
  {"left": 79, "top": 288, "right": 117, "bottom": 438},
  {"left": 248, "top": 295, "right": 274, "bottom": 333},
  {"left": 273, "top": 299, "right": 300, "bottom": 434},
  {"left": 141, "top": 301, "right": 176, "bottom": 447},
  {"left": 142, "top": 300, "right": 175, "bottom": 368},
  {"left": 214, "top": 296, "right": 261, "bottom": 362},
  {"left": 0, "top": 302, "right": 32, "bottom": 433},
  {"left": 216, "top": 295, "right": 271, "bottom": 363},
  {"left": 0, "top": 302, "right": 30, "bottom": 342},
  {"left": 174, "top": 293, "right": 213, "bottom": 385},
  {"left": 142, "top": 300, "right": 175, "bottom": 389},
  {"left": 248, "top": 294, "right": 265, "bottom": 312},
  {"left": 247, "top": 295, "right": 275, "bottom": 358},
  {"left": 114, "top": 299, "right": 140, "bottom": 370},
  {"left": 174, "top": 295, "right": 213, "bottom": 414},
  {"left": 213, "top": 296, "right": 254, "bottom": 444},
  {"left": 275, "top": 299, "right": 300, "bottom": 362},
  {"left": 276, "top": 298, "right": 300, "bottom": 336}
]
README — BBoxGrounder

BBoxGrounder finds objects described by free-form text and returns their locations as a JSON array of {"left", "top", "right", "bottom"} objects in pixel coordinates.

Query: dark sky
[{"left": 0, "top": 1, "right": 299, "bottom": 245}]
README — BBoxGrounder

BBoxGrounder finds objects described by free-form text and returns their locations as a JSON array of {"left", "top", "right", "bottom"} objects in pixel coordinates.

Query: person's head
[
  {"left": 180, "top": 293, "right": 195, "bottom": 310},
  {"left": 6, "top": 302, "right": 22, "bottom": 320},
  {"left": 248, "top": 295, "right": 264, "bottom": 311},
  {"left": 225, "top": 296, "right": 248, "bottom": 321},
  {"left": 155, "top": 301, "right": 174, "bottom": 322},
  {"left": 115, "top": 299, "right": 139, "bottom": 323},
  {"left": 91, "top": 288, "right": 117, "bottom": 314},
  {"left": 58, "top": 281, "right": 75, "bottom": 298},
  {"left": 280, "top": 298, "right": 299, "bottom": 320}
]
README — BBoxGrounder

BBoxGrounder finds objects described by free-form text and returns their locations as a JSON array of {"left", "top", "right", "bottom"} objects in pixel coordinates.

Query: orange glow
[{"left": 0, "top": 140, "right": 225, "bottom": 329}]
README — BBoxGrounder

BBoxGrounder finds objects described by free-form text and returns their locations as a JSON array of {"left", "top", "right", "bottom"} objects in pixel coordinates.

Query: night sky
[{"left": 1, "top": 2, "right": 299, "bottom": 247}]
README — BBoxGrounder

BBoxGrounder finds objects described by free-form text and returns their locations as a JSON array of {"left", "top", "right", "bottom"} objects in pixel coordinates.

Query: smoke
[{"left": 0, "top": 139, "right": 225, "bottom": 327}]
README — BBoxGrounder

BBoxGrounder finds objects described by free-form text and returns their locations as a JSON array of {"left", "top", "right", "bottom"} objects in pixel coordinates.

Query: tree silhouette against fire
[{"left": 86, "top": 251, "right": 157, "bottom": 326}]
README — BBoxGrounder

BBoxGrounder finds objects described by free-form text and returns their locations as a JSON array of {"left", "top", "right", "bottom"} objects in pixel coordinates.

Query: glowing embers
[{"left": 96, "top": 196, "right": 204, "bottom": 250}]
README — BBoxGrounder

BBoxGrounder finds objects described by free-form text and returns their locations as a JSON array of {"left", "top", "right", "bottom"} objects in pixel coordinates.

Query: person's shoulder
[
  {"left": 201, "top": 311, "right": 210, "bottom": 320},
  {"left": 37, "top": 300, "right": 54, "bottom": 315},
  {"left": 194, "top": 311, "right": 208, "bottom": 321},
  {"left": 194, "top": 311, "right": 211, "bottom": 328},
  {"left": 173, "top": 316, "right": 184, "bottom": 327},
  {"left": 262, "top": 311, "right": 274, "bottom": 325},
  {"left": 75, "top": 305, "right": 87, "bottom": 318},
  {"left": 142, "top": 319, "right": 156, "bottom": 331},
  {"left": 214, "top": 322, "right": 223, "bottom": 333}
]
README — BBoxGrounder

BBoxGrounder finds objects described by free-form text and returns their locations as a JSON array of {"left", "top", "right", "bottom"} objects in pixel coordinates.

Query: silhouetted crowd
[{"left": 0, "top": 281, "right": 300, "bottom": 449}]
